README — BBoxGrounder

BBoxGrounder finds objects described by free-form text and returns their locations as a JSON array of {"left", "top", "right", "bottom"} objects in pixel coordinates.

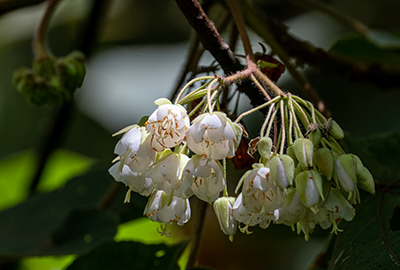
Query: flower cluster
[
  {"left": 109, "top": 97, "right": 242, "bottom": 235},
  {"left": 231, "top": 95, "right": 375, "bottom": 240},
  {"left": 109, "top": 78, "right": 375, "bottom": 241}
]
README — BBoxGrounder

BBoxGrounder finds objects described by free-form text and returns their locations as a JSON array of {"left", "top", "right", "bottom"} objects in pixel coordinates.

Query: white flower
[
  {"left": 146, "top": 150, "right": 189, "bottom": 196},
  {"left": 315, "top": 187, "right": 356, "bottom": 233},
  {"left": 186, "top": 112, "right": 241, "bottom": 160},
  {"left": 109, "top": 162, "right": 153, "bottom": 199},
  {"left": 232, "top": 193, "right": 275, "bottom": 233},
  {"left": 109, "top": 125, "right": 156, "bottom": 200},
  {"left": 144, "top": 190, "right": 191, "bottom": 235},
  {"left": 183, "top": 155, "right": 225, "bottom": 203},
  {"left": 239, "top": 165, "right": 284, "bottom": 214},
  {"left": 145, "top": 98, "right": 190, "bottom": 152},
  {"left": 213, "top": 197, "right": 237, "bottom": 241},
  {"left": 274, "top": 187, "right": 306, "bottom": 227}
]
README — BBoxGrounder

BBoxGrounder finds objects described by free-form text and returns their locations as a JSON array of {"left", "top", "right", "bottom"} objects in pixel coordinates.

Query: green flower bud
[
  {"left": 213, "top": 197, "right": 237, "bottom": 242},
  {"left": 313, "top": 147, "right": 334, "bottom": 180},
  {"left": 12, "top": 52, "right": 86, "bottom": 106},
  {"left": 270, "top": 154, "right": 295, "bottom": 189},
  {"left": 328, "top": 120, "right": 344, "bottom": 140},
  {"left": 307, "top": 124, "right": 322, "bottom": 147},
  {"left": 349, "top": 154, "right": 365, "bottom": 178},
  {"left": 293, "top": 138, "right": 314, "bottom": 169},
  {"left": 257, "top": 137, "right": 273, "bottom": 159},
  {"left": 334, "top": 154, "right": 357, "bottom": 194},
  {"left": 295, "top": 170, "right": 324, "bottom": 209},
  {"left": 356, "top": 167, "right": 375, "bottom": 194}
]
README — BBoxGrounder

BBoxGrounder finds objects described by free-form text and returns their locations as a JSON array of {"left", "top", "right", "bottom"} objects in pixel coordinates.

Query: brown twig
[
  {"left": 175, "top": 0, "right": 268, "bottom": 111},
  {"left": 251, "top": 9, "right": 400, "bottom": 89}
]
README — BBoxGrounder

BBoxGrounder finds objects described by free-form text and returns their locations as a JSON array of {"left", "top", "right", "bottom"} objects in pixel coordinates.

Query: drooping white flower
[
  {"left": 186, "top": 112, "right": 241, "bottom": 160},
  {"left": 232, "top": 193, "right": 275, "bottom": 233},
  {"left": 145, "top": 98, "right": 190, "bottom": 152},
  {"left": 144, "top": 190, "right": 191, "bottom": 235},
  {"left": 146, "top": 150, "right": 189, "bottom": 196},
  {"left": 183, "top": 155, "right": 225, "bottom": 203},
  {"left": 109, "top": 125, "right": 156, "bottom": 200},
  {"left": 274, "top": 187, "right": 306, "bottom": 228},
  {"left": 239, "top": 165, "right": 284, "bottom": 214},
  {"left": 315, "top": 187, "right": 355, "bottom": 233}
]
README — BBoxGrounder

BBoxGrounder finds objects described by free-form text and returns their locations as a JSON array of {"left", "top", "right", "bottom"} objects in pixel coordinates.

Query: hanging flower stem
[{"left": 33, "top": 0, "right": 62, "bottom": 58}]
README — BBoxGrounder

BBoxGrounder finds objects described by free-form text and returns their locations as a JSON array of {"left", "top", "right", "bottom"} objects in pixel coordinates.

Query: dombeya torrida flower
[
  {"left": 186, "top": 111, "right": 242, "bottom": 160},
  {"left": 146, "top": 149, "right": 189, "bottom": 196},
  {"left": 239, "top": 164, "right": 284, "bottom": 214},
  {"left": 232, "top": 193, "right": 276, "bottom": 233},
  {"left": 183, "top": 155, "right": 225, "bottom": 203},
  {"left": 109, "top": 125, "right": 156, "bottom": 200},
  {"left": 145, "top": 98, "right": 190, "bottom": 152},
  {"left": 213, "top": 197, "right": 237, "bottom": 242},
  {"left": 144, "top": 189, "right": 191, "bottom": 236}
]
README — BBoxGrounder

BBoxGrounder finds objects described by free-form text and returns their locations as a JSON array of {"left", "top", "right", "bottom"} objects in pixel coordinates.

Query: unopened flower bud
[
  {"left": 295, "top": 170, "right": 324, "bottom": 209},
  {"left": 307, "top": 124, "right": 322, "bottom": 146},
  {"left": 356, "top": 166, "right": 375, "bottom": 194},
  {"left": 328, "top": 120, "right": 344, "bottom": 140},
  {"left": 213, "top": 197, "right": 237, "bottom": 241},
  {"left": 257, "top": 137, "right": 273, "bottom": 160},
  {"left": 334, "top": 154, "right": 357, "bottom": 194},
  {"left": 270, "top": 154, "right": 295, "bottom": 189},
  {"left": 313, "top": 147, "right": 334, "bottom": 180},
  {"left": 293, "top": 138, "right": 314, "bottom": 169}
]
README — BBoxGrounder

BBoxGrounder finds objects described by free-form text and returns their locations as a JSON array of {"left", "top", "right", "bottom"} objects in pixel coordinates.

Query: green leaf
[
  {"left": 330, "top": 36, "right": 400, "bottom": 68},
  {"left": 50, "top": 208, "right": 117, "bottom": 255},
  {"left": 0, "top": 165, "right": 145, "bottom": 257},
  {"left": 344, "top": 131, "right": 400, "bottom": 183},
  {"left": 0, "top": 149, "right": 93, "bottom": 211},
  {"left": 327, "top": 188, "right": 400, "bottom": 269},
  {"left": 66, "top": 241, "right": 188, "bottom": 270}
]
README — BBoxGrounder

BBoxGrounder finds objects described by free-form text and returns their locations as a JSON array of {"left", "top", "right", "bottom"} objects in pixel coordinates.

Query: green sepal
[
  {"left": 178, "top": 89, "right": 207, "bottom": 105},
  {"left": 286, "top": 145, "right": 298, "bottom": 166},
  {"left": 154, "top": 98, "right": 172, "bottom": 106},
  {"left": 313, "top": 147, "right": 334, "bottom": 180}
]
